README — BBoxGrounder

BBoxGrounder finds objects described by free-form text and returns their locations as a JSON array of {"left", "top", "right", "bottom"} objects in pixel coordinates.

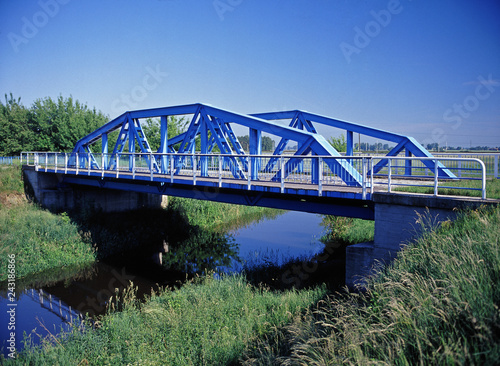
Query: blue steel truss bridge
[{"left": 21, "top": 103, "right": 487, "bottom": 219}]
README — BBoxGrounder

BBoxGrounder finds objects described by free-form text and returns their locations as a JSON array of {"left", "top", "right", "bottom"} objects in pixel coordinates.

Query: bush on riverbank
[
  {"left": 8, "top": 275, "right": 327, "bottom": 365},
  {"left": 242, "top": 204, "right": 500, "bottom": 365}
]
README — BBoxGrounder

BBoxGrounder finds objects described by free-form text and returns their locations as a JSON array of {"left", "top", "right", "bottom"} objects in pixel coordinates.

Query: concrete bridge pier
[
  {"left": 23, "top": 166, "right": 163, "bottom": 213},
  {"left": 345, "top": 193, "right": 491, "bottom": 289}
]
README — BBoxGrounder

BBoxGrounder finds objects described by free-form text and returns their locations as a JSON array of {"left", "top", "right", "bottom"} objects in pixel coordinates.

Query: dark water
[{"left": 0, "top": 211, "right": 325, "bottom": 358}]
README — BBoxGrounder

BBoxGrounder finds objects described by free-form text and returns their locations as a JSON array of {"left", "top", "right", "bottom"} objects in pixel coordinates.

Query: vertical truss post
[
  {"left": 311, "top": 155, "right": 319, "bottom": 184},
  {"left": 102, "top": 133, "right": 108, "bottom": 170},
  {"left": 405, "top": 150, "right": 412, "bottom": 176},
  {"left": 218, "top": 155, "right": 222, "bottom": 187},
  {"left": 200, "top": 117, "right": 209, "bottom": 177},
  {"left": 249, "top": 128, "right": 261, "bottom": 180},
  {"left": 160, "top": 116, "right": 168, "bottom": 174},
  {"left": 129, "top": 118, "right": 137, "bottom": 172},
  {"left": 346, "top": 130, "right": 354, "bottom": 164}
]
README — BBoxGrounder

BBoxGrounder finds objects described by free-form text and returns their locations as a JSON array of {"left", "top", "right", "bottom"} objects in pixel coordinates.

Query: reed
[{"left": 242, "top": 205, "right": 500, "bottom": 365}]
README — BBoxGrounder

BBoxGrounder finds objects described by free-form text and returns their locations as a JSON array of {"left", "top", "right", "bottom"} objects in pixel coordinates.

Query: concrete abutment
[
  {"left": 346, "top": 192, "right": 496, "bottom": 289},
  {"left": 23, "top": 166, "right": 163, "bottom": 213}
]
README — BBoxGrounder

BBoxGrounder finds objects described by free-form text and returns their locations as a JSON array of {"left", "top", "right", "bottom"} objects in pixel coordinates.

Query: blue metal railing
[
  {"left": 0, "top": 156, "right": 20, "bottom": 165},
  {"left": 21, "top": 152, "right": 487, "bottom": 200}
]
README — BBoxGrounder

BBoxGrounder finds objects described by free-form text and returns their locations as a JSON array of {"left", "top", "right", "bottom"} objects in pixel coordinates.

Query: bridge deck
[{"left": 49, "top": 167, "right": 380, "bottom": 200}]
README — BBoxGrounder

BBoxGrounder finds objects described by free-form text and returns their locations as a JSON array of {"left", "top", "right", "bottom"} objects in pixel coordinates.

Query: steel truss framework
[{"left": 71, "top": 103, "right": 455, "bottom": 187}]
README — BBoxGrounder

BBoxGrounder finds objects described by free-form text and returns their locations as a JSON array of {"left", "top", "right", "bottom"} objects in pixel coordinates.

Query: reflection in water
[
  {"left": 229, "top": 211, "right": 325, "bottom": 270},
  {"left": 1, "top": 210, "right": 327, "bottom": 358}
]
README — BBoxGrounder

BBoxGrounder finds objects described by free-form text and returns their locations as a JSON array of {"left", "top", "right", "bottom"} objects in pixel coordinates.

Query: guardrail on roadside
[{"left": 21, "top": 152, "right": 487, "bottom": 200}]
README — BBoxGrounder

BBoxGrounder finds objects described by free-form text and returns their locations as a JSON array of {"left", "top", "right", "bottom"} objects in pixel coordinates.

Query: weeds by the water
[
  {"left": 6, "top": 275, "right": 327, "bottom": 365},
  {"left": 242, "top": 205, "right": 500, "bottom": 365},
  {"left": 0, "top": 202, "right": 96, "bottom": 282}
]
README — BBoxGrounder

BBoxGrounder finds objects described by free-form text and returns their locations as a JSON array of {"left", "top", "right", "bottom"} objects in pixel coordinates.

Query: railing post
[
  {"left": 45, "top": 152, "right": 48, "bottom": 171},
  {"left": 458, "top": 154, "right": 462, "bottom": 178},
  {"left": 434, "top": 159, "right": 439, "bottom": 196},
  {"left": 35, "top": 153, "right": 39, "bottom": 172},
  {"left": 247, "top": 156, "right": 252, "bottom": 190},
  {"left": 481, "top": 159, "right": 486, "bottom": 199},
  {"left": 387, "top": 158, "right": 392, "bottom": 193},
  {"left": 495, "top": 155, "right": 499, "bottom": 179},
  {"left": 280, "top": 156, "right": 285, "bottom": 193},
  {"left": 87, "top": 153, "right": 91, "bottom": 176},
  {"left": 192, "top": 153, "right": 196, "bottom": 186},
  {"left": 150, "top": 153, "right": 154, "bottom": 181},
  {"left": 64, "top": 153, "right": 68, "bottom": 174},
  {"left": 318, "top": 157, "right": 323, "bottom": 197},
  {"left": 116, "top": 153, "right": 119, "bottom": 178},
  {"left": 101, "top": 154, "right": 105, "bottom": 178},
  {"left": 132, "top": 154, "right": 136, "bottom": 179},
  {"left": 362, "top": 157, "right": 366, "bottom": 200},
  {"left": 170, "top": 155, "right": 174, "bottom": 183},
  {"left": 218, "top": 155, "right": 222, "bottom": 188},
  {"left": 370, "top": 157, "right": 374, "bottom": 195},
  {"left": 75, "top": 153, "right": 79, "bottom": 175},
  {"left": 55, "top": 153, "right": 58, "bottom": 173}
]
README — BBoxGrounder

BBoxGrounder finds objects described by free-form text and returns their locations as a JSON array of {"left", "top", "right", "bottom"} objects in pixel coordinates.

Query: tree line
[{"left": 0, "top": 94, "right": 108, "bottom": 156}]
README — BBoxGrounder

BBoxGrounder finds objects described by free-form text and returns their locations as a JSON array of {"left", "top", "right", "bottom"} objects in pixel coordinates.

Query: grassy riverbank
[
  {"left": 242, "top": 204, "right": 500, "bottom": 365},
  {"left": 7, "top": 275, "right": 327, "bottom": 365},
  {"left": 0, "top": 165, "right": 281, "bottom": 281},
  {"left": 0, "top": 165, "right": 96, "bottom": 281}
]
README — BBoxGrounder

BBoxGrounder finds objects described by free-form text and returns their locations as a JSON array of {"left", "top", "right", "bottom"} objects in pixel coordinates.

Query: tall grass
[
  {"left": 7, "top": 275, "right": 327, "bottom": 365},
  {"left": 320, "top": 216, "right": 374, "bottom": 245},
  {"left": 0, "top": 165, "right": 23, "bottom": 196},
  {"left": 242, "top": 205, "right": 500, "bottom": 365},
  {"left": 0, "top": 203, "right": 96, "bottom": 281}
]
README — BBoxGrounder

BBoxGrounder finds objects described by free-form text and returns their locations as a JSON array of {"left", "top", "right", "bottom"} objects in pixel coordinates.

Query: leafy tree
[
  {"left": 237, "top": 135, "right": 249, "bottom": 151},
  {"left": 0, "top": 94, "right": 33, "bottom": 155},
  {"left": 141, "top": 116, "right": 189, "bottom": 152},
  {"left": 262, "top": 136, "right": 274, "bottom": 151},
  {"left": 29, "top": 96, "right": 108, "bottom": 152},
  {"left": 237, "top": 135, "right": 274, "bottom": 152},
  {"left": 328, "top": 134, "right": 346, "bottom": 152}
]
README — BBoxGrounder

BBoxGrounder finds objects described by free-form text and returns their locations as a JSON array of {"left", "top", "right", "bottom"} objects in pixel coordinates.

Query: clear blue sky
[{"left": 1, "top": 0, "right": 499, "bottom": 147}]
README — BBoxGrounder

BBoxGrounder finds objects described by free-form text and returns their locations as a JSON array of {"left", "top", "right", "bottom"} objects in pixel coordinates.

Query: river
[{"left": 0, "top": 210, "right": 326, "bottom": 357}]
